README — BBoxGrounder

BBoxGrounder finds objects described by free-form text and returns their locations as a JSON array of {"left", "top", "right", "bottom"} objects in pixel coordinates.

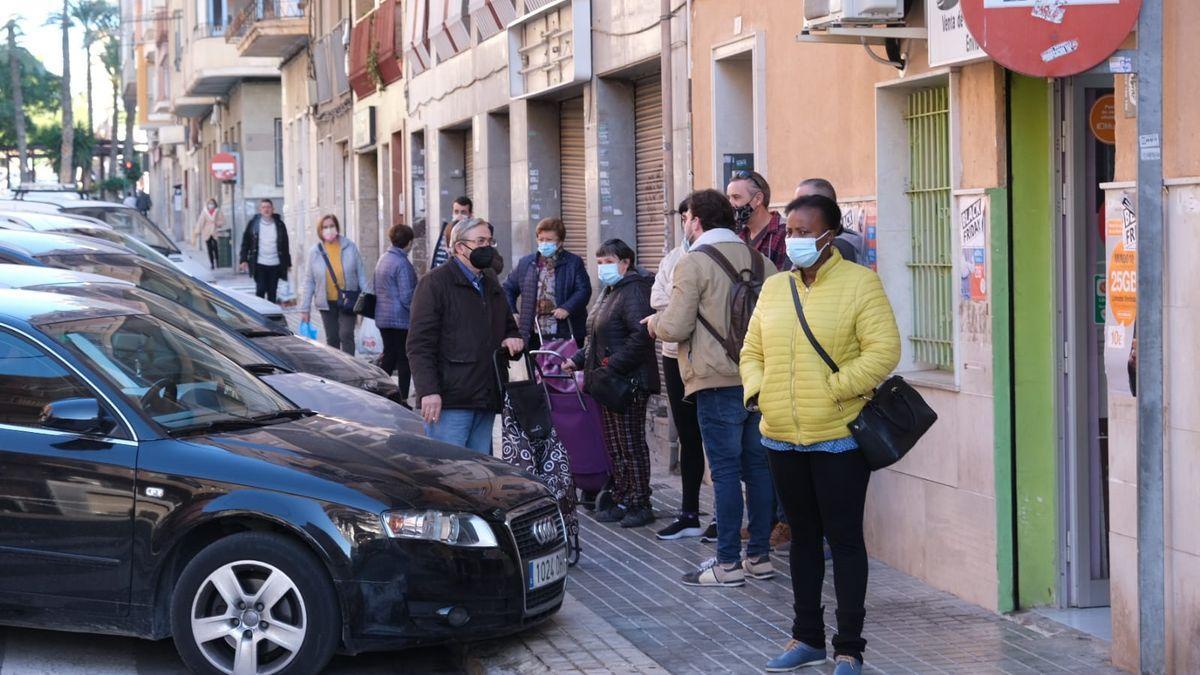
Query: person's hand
[
  {"left": 420, "top": 394, "right": 442, "bottom": 424},
  {"left": 562, "top": 360, "right": 578, "bottom": 375},
  {"left": 299, "top": 311, "right": 310, "bottom": 324},
  {"left": 640, "top": 315, "right": 657, "bottom": 339},
  {"left": 552, "top": 307, "right": 569, "bottom": 320},
  {"left": 239, "top": 262, "right": 248, "bottom": 273},
  {"left": 502, "top": 337, "right": 524, "bottom": 356}
]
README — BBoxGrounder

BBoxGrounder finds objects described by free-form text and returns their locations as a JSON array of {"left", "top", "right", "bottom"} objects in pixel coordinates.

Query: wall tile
[{"left": 923, "top": 482, "right": 998, "bottom": 611}]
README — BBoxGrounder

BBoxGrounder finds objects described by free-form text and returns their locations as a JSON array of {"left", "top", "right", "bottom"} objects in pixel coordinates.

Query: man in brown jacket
[
  {"left": 407, "top": 217, "right": 523, "bottom": 454},
  {"left": 646, "top": 189, "right": 777, "bottom": 588}
]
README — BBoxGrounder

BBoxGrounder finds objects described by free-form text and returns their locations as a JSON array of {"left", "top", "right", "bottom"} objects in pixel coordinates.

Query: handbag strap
[
  {"left": 317, "top": 243, "right": 344, "bottom": 295},
  {"left": 788, "top": 275, "right": 840, "bottom": 374}
]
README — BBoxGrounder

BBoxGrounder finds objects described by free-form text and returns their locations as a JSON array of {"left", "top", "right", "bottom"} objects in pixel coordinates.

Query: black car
[
  {"left": 0, "top": 289, "right": 568, "bottom": 674},
  {"left": 0, "top": 229, "right": 401, "bottom": 402}
]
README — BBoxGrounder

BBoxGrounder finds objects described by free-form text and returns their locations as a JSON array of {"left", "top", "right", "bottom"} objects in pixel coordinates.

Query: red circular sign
[
  {"left": 210, "top": 152, "right": 238, "bottom": 182},
  {"left": 960, "top": 0, "right": 1142, "bottom": 78}
]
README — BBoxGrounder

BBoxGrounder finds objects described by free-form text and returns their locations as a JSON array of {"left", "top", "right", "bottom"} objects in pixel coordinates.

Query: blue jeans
[
  {"left": 695, "top": 386, "right": 773, "bottom": 564},
  {"left": 426, "top": 409, "right": 495, "bottom": 455}
]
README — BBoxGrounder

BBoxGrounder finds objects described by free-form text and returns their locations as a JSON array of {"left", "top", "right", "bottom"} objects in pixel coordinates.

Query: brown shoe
[{"left": 770, "top": 523, "right": 792, "bottom": 549}]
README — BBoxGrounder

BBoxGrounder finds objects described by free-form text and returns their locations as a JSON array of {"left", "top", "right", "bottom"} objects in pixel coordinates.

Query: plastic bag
[
  {"left": 356, "top": 318, "right": 383, "bottom": 357},
  {"left": 298, "top": 320, "right": 319, "bottom": 340}
]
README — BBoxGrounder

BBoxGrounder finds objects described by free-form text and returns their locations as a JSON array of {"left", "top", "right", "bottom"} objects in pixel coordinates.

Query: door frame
[{"left": 1055, "top": 75, "right": 1112, "bottom": 609}]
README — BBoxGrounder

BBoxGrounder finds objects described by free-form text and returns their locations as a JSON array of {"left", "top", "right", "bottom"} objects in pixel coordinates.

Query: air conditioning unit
[{"left": 804, "top": 0, "right": 906, "bottom": 28}]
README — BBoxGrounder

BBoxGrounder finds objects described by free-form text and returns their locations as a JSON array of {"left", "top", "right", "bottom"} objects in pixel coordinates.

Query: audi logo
[{"left": 531, "top": 516, "right": 559, "bottom": 546}]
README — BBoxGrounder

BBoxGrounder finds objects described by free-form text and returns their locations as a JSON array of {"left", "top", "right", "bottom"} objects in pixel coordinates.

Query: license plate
[{"left": 527, "top": 549, "right": 568, "bottom": 590}]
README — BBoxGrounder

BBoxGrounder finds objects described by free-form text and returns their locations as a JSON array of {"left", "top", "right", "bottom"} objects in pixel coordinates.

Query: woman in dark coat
[
  {"left": 565, "top": 238, "right": 659, "bottom": 528},
  {"left": 503, "top": 217, "right": 591, "bottom": 346}
]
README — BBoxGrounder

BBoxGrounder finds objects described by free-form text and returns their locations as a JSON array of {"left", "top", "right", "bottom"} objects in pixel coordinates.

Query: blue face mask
[
  {"left": 537, "top": 241, "right": 559, "bottom": 258},
  {"left": 786, "top": 231, "right": 832, "bottom": 269},
  {"left": 598, "top": 263, "right": 623, "bottom": 287}
]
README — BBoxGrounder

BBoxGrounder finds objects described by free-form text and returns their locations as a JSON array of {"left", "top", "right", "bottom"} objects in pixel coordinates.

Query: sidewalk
[{"left": 489, "top": 480, "right": 1120, "bottom": 675}]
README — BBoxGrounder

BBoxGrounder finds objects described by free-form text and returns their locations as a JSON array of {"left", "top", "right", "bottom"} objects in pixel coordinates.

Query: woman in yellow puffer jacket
[{"left": 741, "top": 194, "right": 899, "bottom": 675}]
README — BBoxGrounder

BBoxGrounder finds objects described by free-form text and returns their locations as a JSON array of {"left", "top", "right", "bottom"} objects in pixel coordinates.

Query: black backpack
[{"left": 691, "top": 244, "right": 764, "bottom": 364}]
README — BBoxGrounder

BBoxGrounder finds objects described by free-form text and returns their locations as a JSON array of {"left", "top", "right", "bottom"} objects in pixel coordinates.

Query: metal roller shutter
[
  {"left": 634, "top": 75, "right": 664, "bottom": 271},
  {"left": 463, "top": 129, "right": 474, "bottom": 201},
  {"left": 559, "top": 97, "right": 587, "bottom": 256}
]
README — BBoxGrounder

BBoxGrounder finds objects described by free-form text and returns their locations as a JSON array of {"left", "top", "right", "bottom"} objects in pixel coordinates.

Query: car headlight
[{"left": 381, "top": 510, "right": 499, "bottom": 548}]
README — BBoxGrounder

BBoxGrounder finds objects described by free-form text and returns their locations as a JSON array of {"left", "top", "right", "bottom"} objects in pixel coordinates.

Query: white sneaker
[{"left": 681, "top": 557, "right": 746, "bottom": 587}]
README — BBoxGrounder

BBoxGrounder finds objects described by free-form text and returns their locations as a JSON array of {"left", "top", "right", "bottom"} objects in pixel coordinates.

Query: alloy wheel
[{"left": 189, "top": 560, "right": 308, "bottom": 675}]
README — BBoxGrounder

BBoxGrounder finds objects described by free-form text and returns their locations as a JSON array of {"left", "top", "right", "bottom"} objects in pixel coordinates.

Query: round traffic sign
[
  {"left": 210, "top": 152, "right": 238, "bottom": 182},
  {"left": 960, "top": 0, "right": 1142, "bottom": 78}
]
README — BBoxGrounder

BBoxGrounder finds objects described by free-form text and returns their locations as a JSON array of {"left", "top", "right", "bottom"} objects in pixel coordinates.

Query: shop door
[
  {"left": 634, "top": 75, "right": 664, "bottom": 271},
  {"left": 559, "top": 97, "right": 587, "bottom": 256},
  {"left": 1058, "top": 76, "right": 1115, "bottom": 609}
]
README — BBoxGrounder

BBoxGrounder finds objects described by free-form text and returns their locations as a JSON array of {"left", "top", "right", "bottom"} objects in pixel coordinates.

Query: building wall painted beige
[
  {"left": 225, "top": 81, "right": 284, "bottom": 202},
  {"left": 689, "top": 0, "right": 1005, "bottom": 611}
]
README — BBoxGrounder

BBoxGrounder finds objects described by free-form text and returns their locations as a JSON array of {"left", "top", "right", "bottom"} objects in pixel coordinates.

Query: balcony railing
[
  {"left": 194, "top": 22, "right": 228, "bottom": 39},
  {"left": 227, "top": 0, "right": 306, "bottom": 42}
]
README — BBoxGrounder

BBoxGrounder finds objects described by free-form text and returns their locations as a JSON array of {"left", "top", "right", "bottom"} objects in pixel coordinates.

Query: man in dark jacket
[
  {"left": 238, "top": 199, "right": 292, "bottom": 303},
  {"left": 407, "top": 217, "right": 523, "bottom": 454}
]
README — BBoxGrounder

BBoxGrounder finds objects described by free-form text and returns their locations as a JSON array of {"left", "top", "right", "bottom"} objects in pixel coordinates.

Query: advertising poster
[
  {"left": 841, "top": 201, "right": 878, "bottom": 272},
  {"left": 1103, "top": 187, "right": 1137, "bottom": 396},
  {"left": 958, "top": 196, "right": 988, "bottom": 302}
]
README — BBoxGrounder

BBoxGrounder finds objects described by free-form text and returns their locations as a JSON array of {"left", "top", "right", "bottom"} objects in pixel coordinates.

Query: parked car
[
  {"left": 10, "top": 182, "right": 88, "bottom": 202},
  {"left": 0, "top": 289, "right": 567, "bottom": 674},
  {"left": 0, "top": 208, "right": 283, "bottom": 316},
  {"left": 0, "top": 264, "right": 424, "bottom": 435},
  {"left": 0, "top": 230, "right": 400, "bottom": 402},
  {"left": 0, "top": 197, "right": 213, "bottom": 282}
]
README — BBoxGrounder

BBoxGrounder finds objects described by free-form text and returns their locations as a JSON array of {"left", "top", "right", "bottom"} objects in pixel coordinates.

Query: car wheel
[{"left": 170, "top": 532, "right": 340, "bottom": 675}]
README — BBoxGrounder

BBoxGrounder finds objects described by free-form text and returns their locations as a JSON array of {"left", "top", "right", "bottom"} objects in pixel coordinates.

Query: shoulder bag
[
  {"left": 317, "top": 244, "right": 360, "bottom": 315},
  {"left": 788, "top": 276, "right": 937, "bottom": 470}
]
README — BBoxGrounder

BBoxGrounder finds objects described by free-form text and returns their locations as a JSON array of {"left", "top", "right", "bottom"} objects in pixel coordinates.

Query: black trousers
[
  {"left": 379, "top": 327, "right": 411, "bottom": 403},
  {"left": 319, "top": 309, "right": 357, "bottom": 356},
  {"left": 205, "top": 237, "right": 219, "bottom": 269},
  {"left": 253, "top": 264, "right": 282, "bottom": 303},
  {"left": 768, "top": 449, "right": 871, "bottom": 661},
  {"left": 662, "top": 355, "right": 705, "bottom": 515}
]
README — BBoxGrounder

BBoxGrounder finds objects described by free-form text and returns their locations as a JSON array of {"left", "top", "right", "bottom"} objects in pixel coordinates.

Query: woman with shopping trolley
[
  {"left": 563, "top": 238, "right": 659, "bottom": 529},
  {"left": 503, "top": 217, "right": 591, "bottom": 349}
]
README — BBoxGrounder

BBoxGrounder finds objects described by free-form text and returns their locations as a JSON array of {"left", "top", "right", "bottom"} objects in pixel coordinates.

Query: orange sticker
[
  {"left": 1090, "top": 94, "right": 1116, "bottom": 145},
  {"left": 1107, "top": 241, "right": 1137, "bottom": 326}
]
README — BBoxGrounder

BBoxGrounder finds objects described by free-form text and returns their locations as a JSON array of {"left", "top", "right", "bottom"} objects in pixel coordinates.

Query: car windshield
[
  {"left": 39, "top": 313, "right": 294, "bottom": 432},
  {"left": 65, "top": 226, "right": 178, "bottom": 267},
  {"left": 64, "top": 207, "right": 180, "bottom": 256},
  {"left": 38, "top": 252, "right": 276, "bottom": 335}
]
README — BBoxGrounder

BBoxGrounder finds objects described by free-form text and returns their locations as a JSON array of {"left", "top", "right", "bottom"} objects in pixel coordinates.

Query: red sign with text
[
  {"left": 210, "top": 152, "right": 238, "bottom": 182},
  {"left": 960, "top": 0, "right": 1141, "bottom": 78}
]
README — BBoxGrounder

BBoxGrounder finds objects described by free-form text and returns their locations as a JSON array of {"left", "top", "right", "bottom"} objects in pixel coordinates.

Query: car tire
[{"left": 170, "top": 531, "right": 340, "bottom": 675}]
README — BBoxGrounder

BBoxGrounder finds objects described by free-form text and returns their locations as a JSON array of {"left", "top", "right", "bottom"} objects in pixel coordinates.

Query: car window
[
  {"left": 0, "top": 329, "right": 98, "bottom": 430},
  {"left": 40, "top": 314, "right": 292, "bottom": 431},
  {"left": 66, "top": 208, "right": 179, "bottom": 256}
]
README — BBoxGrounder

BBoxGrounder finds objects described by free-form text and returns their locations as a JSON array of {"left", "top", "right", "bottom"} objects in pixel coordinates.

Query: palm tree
[
  {"left": 46, "top": 1, "right": 75, "bottom": 184},
  {"left": 4, "top": 18, "right": 30, "bottom": 182},
  {"left": 70, "top": 0, "right": 116, "bottom": 189},
  {"left": 101, "top": 33, "right": 120, "bottom": 189}
]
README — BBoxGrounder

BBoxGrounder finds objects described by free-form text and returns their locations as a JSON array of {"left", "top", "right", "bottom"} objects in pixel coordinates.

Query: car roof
[
  {"left": 0, "top": 263, "right": 134, "bottom": 289},
  {"left": 0, "top": 200, "right": 62, "bottom": 214},
  {"left": 0, "top": 288, "right": 139, "bottom": 324},
  {"left": 0, "top": 229, "right": 132, "bottom": 257},
  {"left": 0, "top": 210, "right": 113, "bottom": 231}
]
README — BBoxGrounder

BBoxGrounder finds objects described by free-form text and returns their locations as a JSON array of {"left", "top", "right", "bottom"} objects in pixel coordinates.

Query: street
[{"left": 0, "top": 482, "right": 1117, "bottom": 674}]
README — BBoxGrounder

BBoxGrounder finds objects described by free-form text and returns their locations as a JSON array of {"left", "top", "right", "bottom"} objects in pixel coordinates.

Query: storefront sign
[
  {"left": 210, "top": 152, "right": 238, "bottom": 182},
  {"left": 960, "top": 197, "right": 986, "bottom": 248},
  {"left": 1103, "top": 186, "right": 1136, "bottom": 396},
  {"left": 927, "top": 0, "right": 987, "bottom": 68},
  {"left": 1089, "top": 94, "right": 1116, "bottom": 145},
  {"left": 961, "top": 0, "right": 1142, "bottom": 77},
  {"left": 354, "top": 106, "right": 377, "bottom": 150}
]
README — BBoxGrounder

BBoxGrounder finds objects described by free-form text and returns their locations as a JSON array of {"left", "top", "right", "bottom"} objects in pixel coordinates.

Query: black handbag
[
  {"left": 495, "top": 353, "right": 554, "bottom": 440},
  {"left": 788, "top": 277, "right": 937, "bottom": 470},
  {"left": 584, "top": 366, "right": 638, "bottom": 413},
  {"left": 317, "top": 244, "right": 360, "bottom": 315},
  {"left": 353, "top": 292, "right": 376, "bottom": 319}
]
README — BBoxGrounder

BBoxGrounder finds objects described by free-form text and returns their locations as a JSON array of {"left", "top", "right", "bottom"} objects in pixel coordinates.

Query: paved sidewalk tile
[{"left": 561, "top": 481, "right": 1121, "bottom": 675}]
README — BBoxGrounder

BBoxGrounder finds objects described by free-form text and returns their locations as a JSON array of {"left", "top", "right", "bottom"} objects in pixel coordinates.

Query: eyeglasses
[
  {"left": 459, "top": 236, "right": 495, "bottom": 247},
  {"left": 731, "top": 170, "right": 766, "bottom": 193}
]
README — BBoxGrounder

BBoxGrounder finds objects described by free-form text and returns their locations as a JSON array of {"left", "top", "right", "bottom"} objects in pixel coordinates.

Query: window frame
[{"left": 0, "top": 325, "right": 137, "bottom": 442}]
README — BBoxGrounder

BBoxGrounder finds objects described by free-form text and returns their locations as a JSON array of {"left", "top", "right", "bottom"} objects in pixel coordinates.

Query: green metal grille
[{"left": 905, "top": 86, "right": 954, "bottom": 371}]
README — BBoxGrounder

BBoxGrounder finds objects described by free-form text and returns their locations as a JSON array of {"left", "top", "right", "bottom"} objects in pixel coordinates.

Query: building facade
[{"left": 688, "top": 1, "right": 1197, "bottom": 671}]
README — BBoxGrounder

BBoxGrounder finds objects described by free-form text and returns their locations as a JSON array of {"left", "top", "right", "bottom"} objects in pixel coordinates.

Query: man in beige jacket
[{"left": 645, "top": 188, "right": 777, "bottom": 588}]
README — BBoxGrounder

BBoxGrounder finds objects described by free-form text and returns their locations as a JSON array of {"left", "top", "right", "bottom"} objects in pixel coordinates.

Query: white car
[{"left": 0, "top": 198, "right": 214, "bottom": 282}]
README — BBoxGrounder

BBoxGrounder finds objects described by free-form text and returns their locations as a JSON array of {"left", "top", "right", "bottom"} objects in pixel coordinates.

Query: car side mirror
[{"left": 40, "top": 398, "right": 117, "bottom": 436}]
